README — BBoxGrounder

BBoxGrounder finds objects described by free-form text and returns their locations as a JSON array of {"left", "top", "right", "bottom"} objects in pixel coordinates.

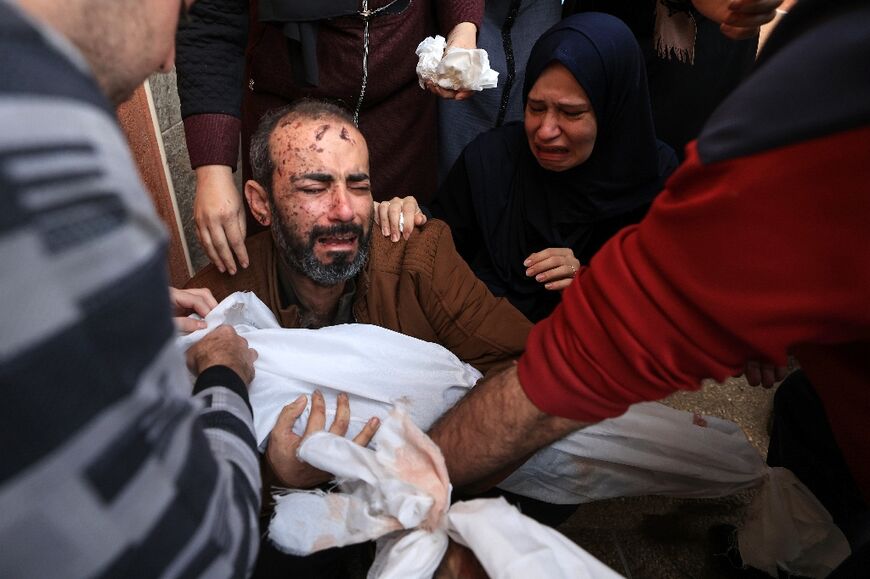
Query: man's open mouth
[{"left": 317, "top": 232, "right": 358, "bottom": 248}]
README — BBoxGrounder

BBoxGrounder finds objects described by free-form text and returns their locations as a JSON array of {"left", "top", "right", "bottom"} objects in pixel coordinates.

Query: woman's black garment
[
  {"left": 564, "top": 0, "right": 758, "bottom": 158},
  {"left": 432, "top": 13, "right": 677, "bottom": 322}
]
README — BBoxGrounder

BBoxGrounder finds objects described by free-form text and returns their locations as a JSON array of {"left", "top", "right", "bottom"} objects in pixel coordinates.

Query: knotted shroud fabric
[
  {"left": 271, "top": 409, "right": 624, "bottom": 578},
  {"left": 178, "top": 293, "right": 850, "bottom": 577}
]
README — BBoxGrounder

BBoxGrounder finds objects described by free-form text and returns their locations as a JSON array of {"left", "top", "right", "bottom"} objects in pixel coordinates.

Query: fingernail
[
  {"left": 217, "top": 266, "right": 225, "bottom": 273},
  {"left": 383, "top": 226, "right": 389, "bottom": 236},
  {"left": 392, "top": 233, "right": 399, "bottom": 242},
  {"left": 241, "top": 261, "right": 249, "bottom": 269},
  {"left": 197, "top": 320, "right": 207, "bottom": 329},
  {"left": 370, "top": 417, "right": 380, "bottom": 426},
  {"left": 229, "top": 268, "right": 236, "bottom": 275},
  {"left": 339, "top": 392, "right": 347, "bottom": 401},
  {"left": 293, "top": 394, "right": 306, "bottom": 404},
  {"left": 313, "top": 389, "right": 322, "bottom": 398},
  {"left": 535, "top": 274, "right": 544, "bottom": 281},
  {"left": 523, "top": 259, "right": 530, "bottom": 266}
]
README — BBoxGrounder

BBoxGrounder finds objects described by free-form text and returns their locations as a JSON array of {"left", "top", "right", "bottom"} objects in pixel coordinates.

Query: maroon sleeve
[
  {"left": 437, "top": 0, "right": 484, "bottom": 37},
  {"left": 182, "top": 113, "right": 242, "bottom": 170},
  {"left": 517, "top": 126, "right": 870, "bottom": 422}
]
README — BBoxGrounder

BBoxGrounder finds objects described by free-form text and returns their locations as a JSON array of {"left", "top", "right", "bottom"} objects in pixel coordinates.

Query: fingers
[
  {"left": 209, "top": 224, "right": 238, "bottom": 276},
  {"left": 329, "top": 392, "right": 351, "bottom": 436},
  {"left": 760, "top": 364, "right": 778, "bottom": 389},
  {"left": 273, "top": 395, "right": 307, "bottom": 441},
  {"left": 373, "top": 201, "right": 384, "bottom": 228},
  {"left": 414, "top": 210, "right": 428, "bottom": 227},
  {"left": 185, "top": 324, "right": 257, "bottom": 385},
  {"left": 193, "top": 167, "right": 247, "bottom": 275},
  {"left": 425, "top": 81, "right": 473, "bottom": 101},
  {"left": 523, "top": 248, "right": 579, "bottom": 285},
  {"left": 744, "top": 360, "right": 785, "bottom": 388},
  {"left": 297, "top": 390, "right": 380, "bottom": 446},
  {"left": 745, "top": 360, "right": 762, "bottom": 386},
  {"left": 353, "top": 416, "right": 380, "bottom": 447},
  {"left": 170, "top": 286, "right": 218, "bottom": 317},
  {"left": 305, "top": 390, "right": 327, "bottom": 435},
  {"left": 401, "top": 203, "right": 418, "bottom": 240},
  {"left": 523, "top": 247, "right": 568, "bottom": 270},
  {"left": 224, "top": 213, "right": 249, "bottom": 271},
  {"left": 543, "top": 278, "right": 574, "bottom": 292},
  {"left": 378, "top": 197, "right": 423, "bottom": 241},
  {"left": 174, "top": 316, "right": 207, "bottom": 334},
  {"left": 196, "top": 223, "right": 223, "bottom": 274},
  {"left": 387, "top": 197, "right": 404, "bottom": 241}
]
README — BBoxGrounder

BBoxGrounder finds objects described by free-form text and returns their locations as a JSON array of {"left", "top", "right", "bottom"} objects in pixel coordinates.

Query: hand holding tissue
[{"left": 415, "top": 36, "right": 499, "bottom": 92}]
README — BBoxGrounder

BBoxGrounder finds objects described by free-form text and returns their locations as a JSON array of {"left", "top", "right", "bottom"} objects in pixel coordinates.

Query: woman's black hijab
[{"left": 462, "top": 12, "right": 673, "bottom": 320}]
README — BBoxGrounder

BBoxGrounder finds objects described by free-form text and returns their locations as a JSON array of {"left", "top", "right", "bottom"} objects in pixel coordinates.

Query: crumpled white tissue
[
  {"left": 270, "top": 409, "right": 623, "bottom": 579},
  {"left": 415, "top": 35, "right": 499, "bottom": 91},
  {"left": 178, "top": 292, "right": 851, "bottom": 578}
]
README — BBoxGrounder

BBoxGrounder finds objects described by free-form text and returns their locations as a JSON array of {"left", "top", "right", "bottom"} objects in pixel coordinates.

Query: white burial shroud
[{"left": 177, "top": 293, "right": 849, "bottom": 578}]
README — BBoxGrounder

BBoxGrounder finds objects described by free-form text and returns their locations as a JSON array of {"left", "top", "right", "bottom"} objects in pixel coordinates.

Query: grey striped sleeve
[{"left": 0, "top": 94, "right": 260, "bottom": 577}]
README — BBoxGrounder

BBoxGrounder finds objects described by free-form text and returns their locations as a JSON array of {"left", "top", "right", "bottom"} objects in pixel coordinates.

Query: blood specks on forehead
[
  {"left": 340, "top": 127, "right": 350, "bottom": 140},
  {"left": 315, "top": 124, "right": 330, "bottom": 141}
]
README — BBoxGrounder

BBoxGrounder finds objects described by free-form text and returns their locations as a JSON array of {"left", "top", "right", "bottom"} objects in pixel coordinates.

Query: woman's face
[{"left": 524, "top": 63, "right": 597, "bottom": 172}]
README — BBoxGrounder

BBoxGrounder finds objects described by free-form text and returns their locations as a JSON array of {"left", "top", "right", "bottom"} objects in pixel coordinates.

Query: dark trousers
[{"left": 767, "top": 370, "right": 870, "bottom": 577}]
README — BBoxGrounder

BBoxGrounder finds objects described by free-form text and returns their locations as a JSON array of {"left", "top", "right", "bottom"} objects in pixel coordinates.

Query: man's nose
[{"left": 327, "top": 186, "right": 355, "bottom": 222}]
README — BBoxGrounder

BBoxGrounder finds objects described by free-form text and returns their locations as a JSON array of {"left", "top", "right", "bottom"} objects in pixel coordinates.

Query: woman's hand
[
  {"left": 425, "top": 22, "right": 477, "bottom": 101},
  {"left": 692, "top": 0, "right": 782, "bottom": 40},
  {"left": 742, "top": 361, "right": 791, "bottom": 388},
  {"left": 524, "top": 248, "right": 581, "bottom": 291},
  {"left": 266, "top": 390, "right": 380, "bottom": 488},
  {"left": 194, "top": 165, "right": 248, "bottom": 275},
  {"left": 374, "top": 196, "right": 427, "bottom": 241},
  {"left": 169, "top": 286, "right": 218, "bottom": 333}
]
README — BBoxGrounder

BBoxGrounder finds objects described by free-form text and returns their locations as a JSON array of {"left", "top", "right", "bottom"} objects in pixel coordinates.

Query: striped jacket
[{"left": 0, "top": 2, "right": 261, "bottom": 577}]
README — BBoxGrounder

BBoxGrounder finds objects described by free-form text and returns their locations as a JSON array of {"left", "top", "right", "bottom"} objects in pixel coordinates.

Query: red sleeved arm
[
  {"left": 183, "top": 113, "right": 241, "bottom": 169},
  {"left": 518, "top": 125, "right": 870, "bottom": 422},
  {"left": 437, "top": 0, "right": 484, "bottom": 36}
]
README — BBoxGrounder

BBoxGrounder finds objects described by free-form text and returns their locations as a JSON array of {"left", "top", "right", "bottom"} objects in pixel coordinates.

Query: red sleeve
[
  {"left": 437, "top": 0, "right": 483, "bottom": 36},
  {"left": 518, "top": 125, "right": 870, "bottom": 422},
  {"left": 182, "top": 113, "right": 241, "bottom": 170}
]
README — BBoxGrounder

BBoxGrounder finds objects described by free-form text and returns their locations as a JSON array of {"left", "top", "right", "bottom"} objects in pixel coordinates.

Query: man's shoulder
[
  {"left": 186, "top": 231, "right": 274, "bottom": 302},
  {"left": 369, "top": 219, "right": 453, "bottom": 277}
]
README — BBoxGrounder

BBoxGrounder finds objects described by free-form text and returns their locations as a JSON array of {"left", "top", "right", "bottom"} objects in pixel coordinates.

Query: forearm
[
  {"left": 437, "top": 0, "right": 484, "bottom": 36},
  {"left": 176, "top": 0, "right": 248, "bottom": 167},
  {"left": 176, "top": 0, "right": 249, "bottom": 119},
  {"left": 428, "top": 365, "right": 587, "bottom": 489},
  {"left": 191, "top": 365, "right": 261, "bottom": 573}
]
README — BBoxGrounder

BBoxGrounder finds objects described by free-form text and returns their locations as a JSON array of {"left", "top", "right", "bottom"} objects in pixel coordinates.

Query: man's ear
[{"left": 245, "top": 180, "right": 272, "bottom": 227}]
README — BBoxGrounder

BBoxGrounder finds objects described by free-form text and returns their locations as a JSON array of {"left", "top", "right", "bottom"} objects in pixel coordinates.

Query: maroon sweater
[{"left": 177, "top": 0, "right": 482, "bottom": 204}]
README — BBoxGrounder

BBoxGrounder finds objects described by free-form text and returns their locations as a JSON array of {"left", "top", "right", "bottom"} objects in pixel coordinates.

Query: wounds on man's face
[{"left": 267, "top": 118, "right": 374, "bottom": 286}]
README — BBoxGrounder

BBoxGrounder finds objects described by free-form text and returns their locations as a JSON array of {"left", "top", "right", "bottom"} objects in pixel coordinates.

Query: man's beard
[{"left": 272, "top": 210, "right": 373, "bottom": 287}]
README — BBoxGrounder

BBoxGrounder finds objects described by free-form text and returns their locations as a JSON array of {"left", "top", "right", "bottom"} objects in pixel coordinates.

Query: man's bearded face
[
  {"left": 265, "top": 118, "right": 374, "bottom": 286},
  {"left": 271, "top": 208, "right": 373, "bottom": 286}
]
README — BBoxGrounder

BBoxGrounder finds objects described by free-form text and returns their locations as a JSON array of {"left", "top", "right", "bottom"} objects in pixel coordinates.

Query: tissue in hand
[{"left": 415, "top": 35, "right": 499, "bottom": 91}]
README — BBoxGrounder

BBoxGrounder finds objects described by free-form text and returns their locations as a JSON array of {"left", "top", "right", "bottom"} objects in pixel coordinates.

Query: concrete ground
[{"left": 556, "top": 376, "right": 777, "bottom": 578}]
